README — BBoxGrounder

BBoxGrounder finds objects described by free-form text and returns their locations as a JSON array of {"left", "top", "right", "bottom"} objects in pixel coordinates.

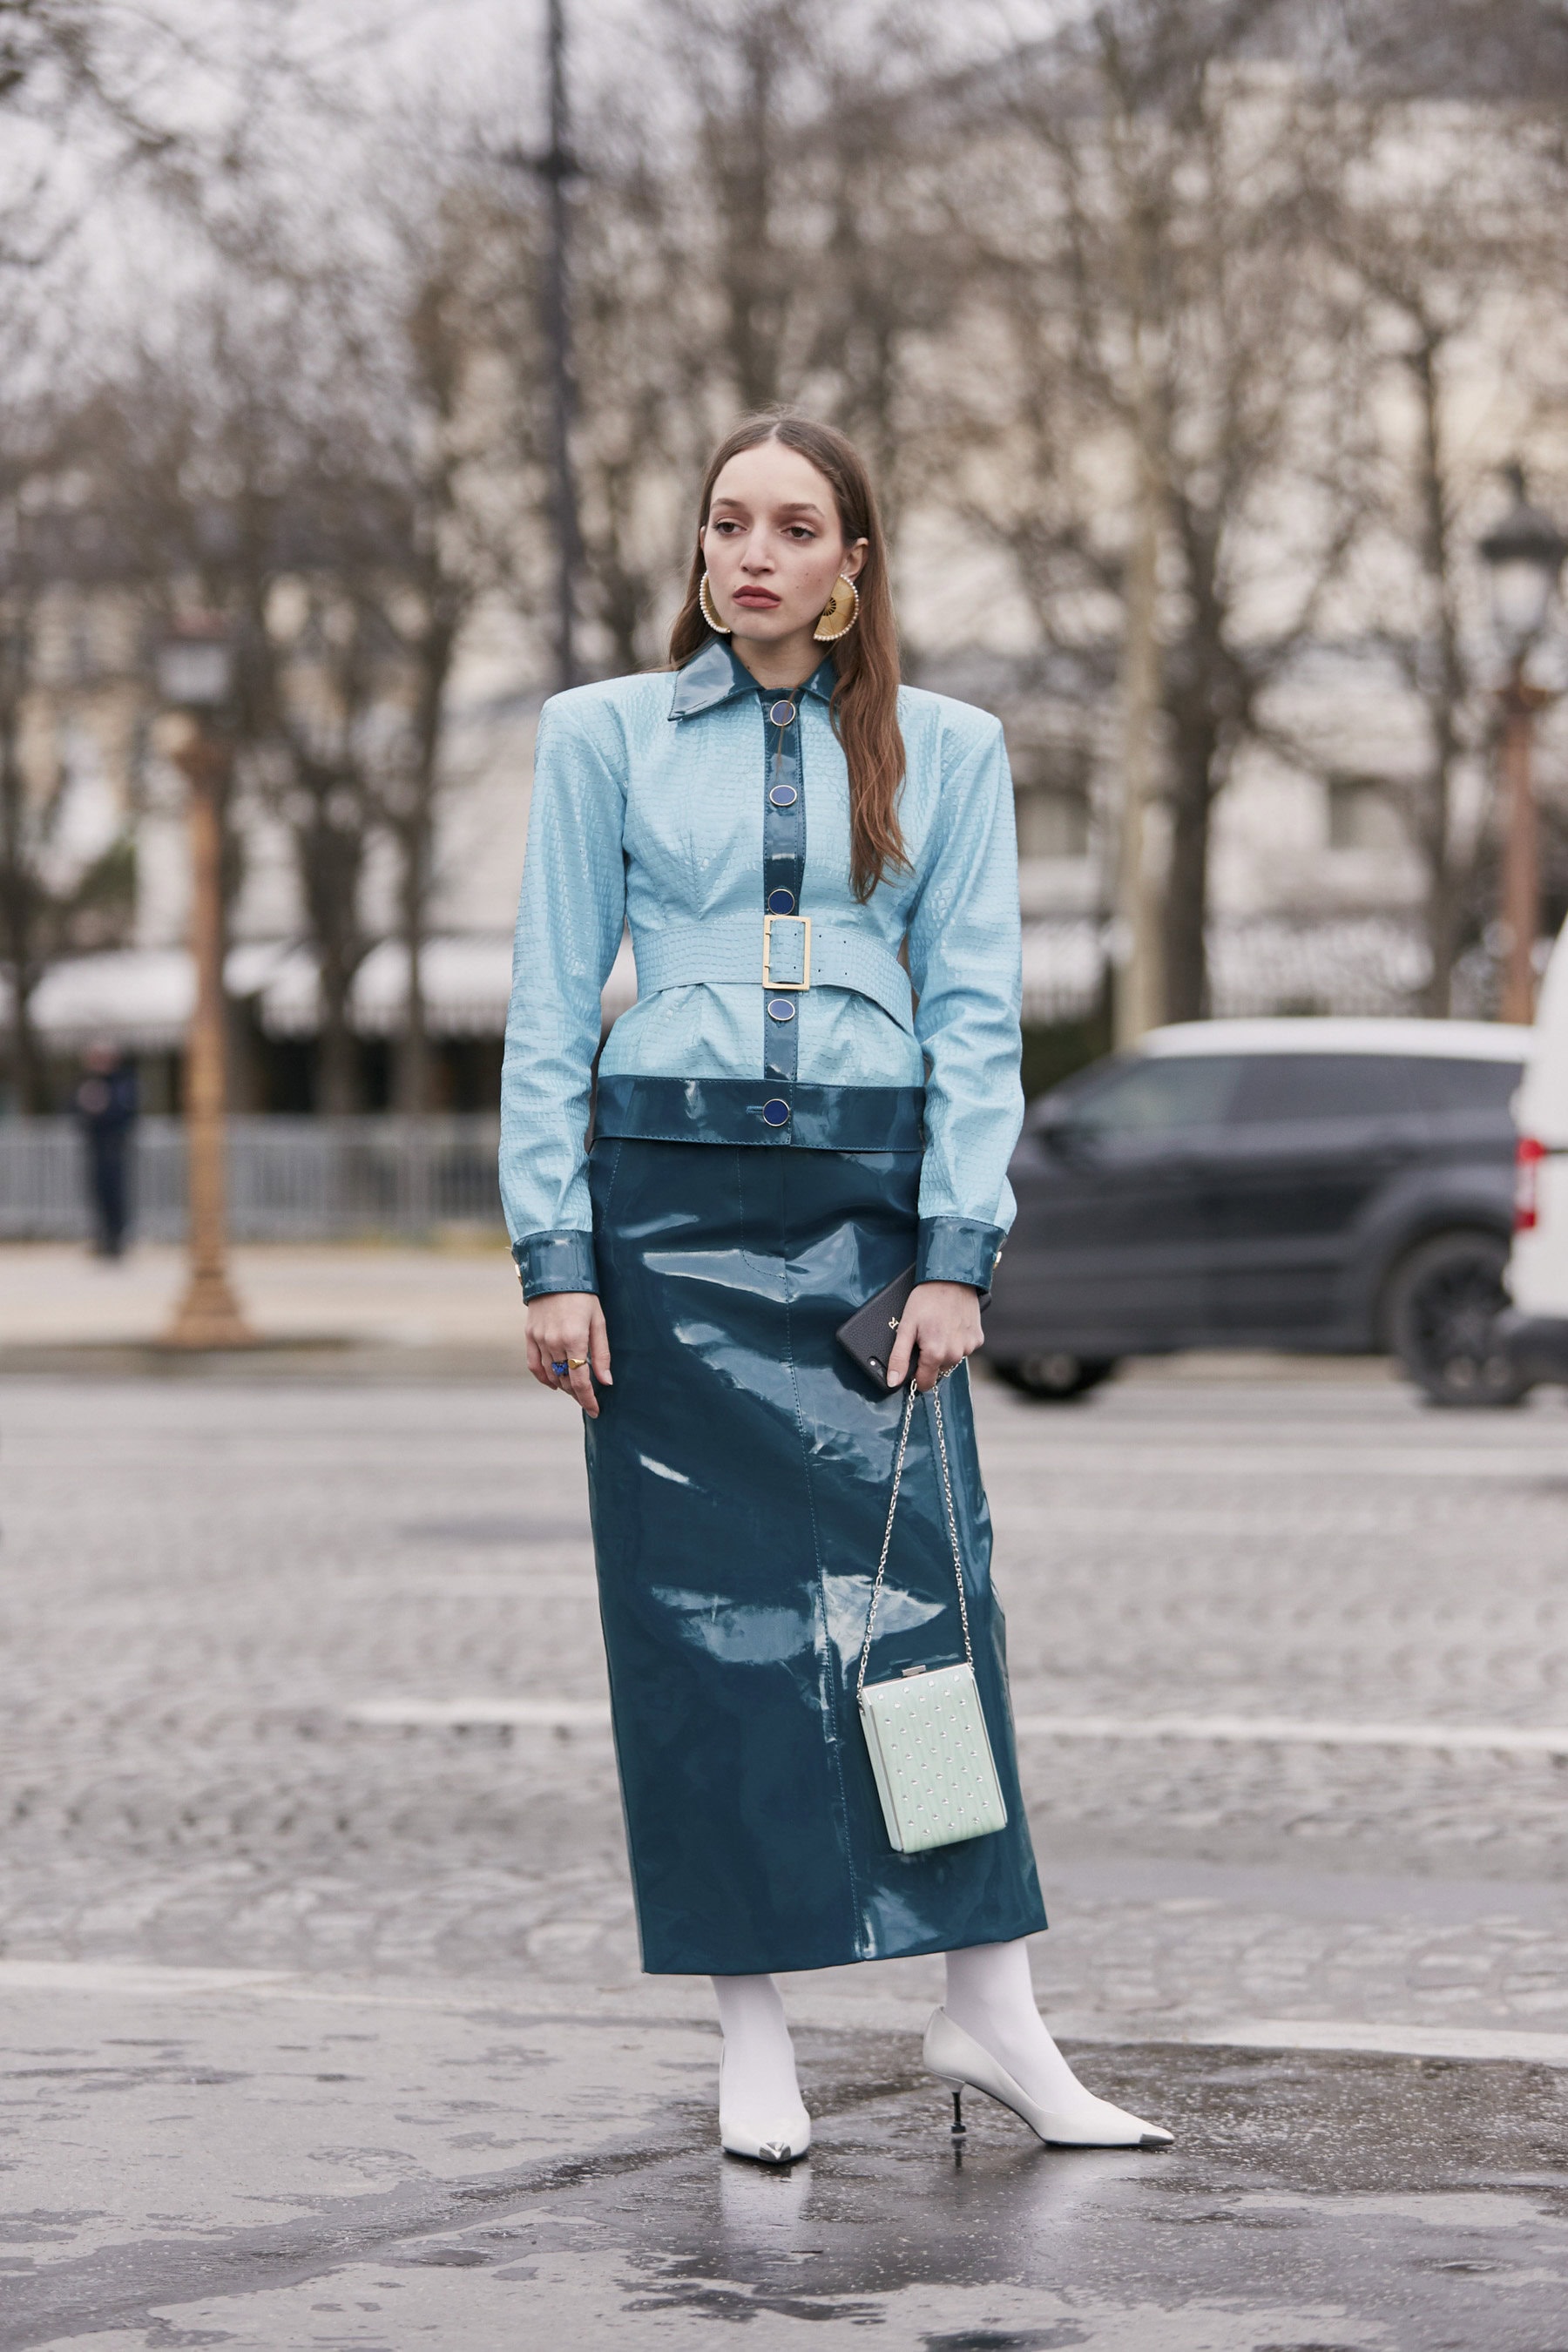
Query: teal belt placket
[{"left": 761, "top": 690, "right": 805, "bottom": 1103}]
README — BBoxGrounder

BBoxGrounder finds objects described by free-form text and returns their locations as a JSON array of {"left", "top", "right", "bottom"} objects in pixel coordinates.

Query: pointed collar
[{"left": 668, "top": 634, "right": 836, "bottom": 720}]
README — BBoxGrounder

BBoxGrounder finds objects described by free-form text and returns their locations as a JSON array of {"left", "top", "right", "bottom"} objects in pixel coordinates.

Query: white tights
[{"left": 712, "top": 1936, "right": 1096, "bottom": 2135}]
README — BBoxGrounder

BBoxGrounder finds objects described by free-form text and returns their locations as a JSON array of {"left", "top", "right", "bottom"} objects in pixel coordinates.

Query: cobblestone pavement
[
  {"left": 3, "top": 1361, "right": 1568, "bottom": 2346},
  {"left": 3, "top": 1368, "right": 1568, "bottom": 2034}
]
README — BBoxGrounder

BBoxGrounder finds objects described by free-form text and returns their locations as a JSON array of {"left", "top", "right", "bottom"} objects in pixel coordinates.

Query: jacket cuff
[
  {"left": 916, "top": 1217, "right": 1004, "bottom": 1291},
  {"left": 513, "top": 1229, "right": 598, "bottom": 1301}
]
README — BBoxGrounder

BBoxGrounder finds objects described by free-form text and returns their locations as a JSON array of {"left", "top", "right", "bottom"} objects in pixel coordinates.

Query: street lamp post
[
  {"left": 156, "top": 621, "right": 255, "bottom": 1349},
  {"left": 1479, "top": 463, "right": 1566, "bottom": 1026},
  {"left": 502, "top": 0, "right": 582, "bottom": 694}
]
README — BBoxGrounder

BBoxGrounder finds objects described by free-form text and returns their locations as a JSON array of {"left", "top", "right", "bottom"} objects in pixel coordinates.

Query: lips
[{"left": 733, "top": 588, "right": 781, "bottom": 608}]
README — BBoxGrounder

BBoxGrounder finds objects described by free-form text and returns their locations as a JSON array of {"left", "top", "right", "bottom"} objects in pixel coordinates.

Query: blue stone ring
[{"left": 551, "top": 1358, "right": 571, "bottom": 1378}]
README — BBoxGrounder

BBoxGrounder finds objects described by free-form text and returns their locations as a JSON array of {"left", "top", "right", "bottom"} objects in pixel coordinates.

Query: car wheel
[
  {"left": 1385, "top": 1229, "right": 1528, "bottom": 1408},
  {"left": 990, "top": 1353, "right": 1119, "bottom": 1402}
]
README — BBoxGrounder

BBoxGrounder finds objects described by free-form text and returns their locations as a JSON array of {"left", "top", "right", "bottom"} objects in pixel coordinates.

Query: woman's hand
[
  {"left": 525, "top": 1290, "right": 612, "bottom": 1417},
  {"left": 884, "top": 1281, "right": 983, "bottom": 1393}
]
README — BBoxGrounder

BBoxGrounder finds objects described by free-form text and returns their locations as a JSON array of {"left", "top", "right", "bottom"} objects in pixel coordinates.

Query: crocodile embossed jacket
[{"left": 500, "top": 635, "right": 1024, "bottom": 1300}]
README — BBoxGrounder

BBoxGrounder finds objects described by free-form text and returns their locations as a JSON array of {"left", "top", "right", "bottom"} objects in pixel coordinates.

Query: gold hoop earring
[
  {"left": 699, "top": 573, "right": 732, "bottom": 635},
  {"left": 813, "top": 574, "right": 860, "bottom": 642}
]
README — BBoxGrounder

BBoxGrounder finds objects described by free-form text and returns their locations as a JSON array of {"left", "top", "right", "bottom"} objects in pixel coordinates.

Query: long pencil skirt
[{"left": 582, "top": 1133, "right": 1048, "bottom": 1976}]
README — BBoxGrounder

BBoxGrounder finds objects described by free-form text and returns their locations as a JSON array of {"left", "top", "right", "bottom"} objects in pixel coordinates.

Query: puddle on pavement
[
  {"left": 431, "top": 2038, "right": 1568, "bottom": 2343},
  {"left": 6, "top": 2040, "right": 1567, "bottom": 2348}
]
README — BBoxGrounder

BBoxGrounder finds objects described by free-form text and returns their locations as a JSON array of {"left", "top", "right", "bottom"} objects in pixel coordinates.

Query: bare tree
[
  {"left": 940, "top": 1, "right": 1372, "bottom": 1022},
  {"left": 0, "top": 428, "right": 137, "bottom": 1108},
  {"left": 0, "top": 1, "right": 323, "bottom": 271}
]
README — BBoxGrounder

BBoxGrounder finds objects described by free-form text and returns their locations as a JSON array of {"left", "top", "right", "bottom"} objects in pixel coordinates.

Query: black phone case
[{"left": 835, "top": 1262, "right": 918, "bottom": 1389}]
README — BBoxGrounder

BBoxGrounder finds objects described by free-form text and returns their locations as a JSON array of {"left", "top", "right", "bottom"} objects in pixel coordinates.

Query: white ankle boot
[
  {"left": 924, "top": 2009, "right": 1173, "bottom": 2149},
  {"left": 719, "top": 2047, "right": 811, "bottom": 2165}
]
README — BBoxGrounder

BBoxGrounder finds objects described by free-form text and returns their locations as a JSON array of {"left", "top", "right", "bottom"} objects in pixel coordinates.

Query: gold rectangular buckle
[{"left": 761, "top": 912, "right": 811, "bottom": 989}]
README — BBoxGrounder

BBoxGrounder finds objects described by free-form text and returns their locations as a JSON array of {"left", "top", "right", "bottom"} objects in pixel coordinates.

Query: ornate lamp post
[
  {"left": 1478, "top": 464, "right": 1566, "bottom": 1025},
  {"left": 156, "top": 619, "right": 254, "bottom": 1348}
]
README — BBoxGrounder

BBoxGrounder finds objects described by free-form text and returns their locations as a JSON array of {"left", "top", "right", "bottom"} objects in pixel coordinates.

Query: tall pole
[
  {"left": 1498, "top": 664, "right": 1544, "bottom": 1027},
  {"left": 543, "top": 0, "right": 580, "bottom": 693},
  {"left": 165, "top": 721, "right": 253, "bottom": 1348}
]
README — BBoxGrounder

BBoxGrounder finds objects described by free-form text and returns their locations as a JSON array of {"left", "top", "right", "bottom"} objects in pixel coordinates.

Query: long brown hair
[{"left": 669, "top": 411, "right": 907, "bottom": 902}]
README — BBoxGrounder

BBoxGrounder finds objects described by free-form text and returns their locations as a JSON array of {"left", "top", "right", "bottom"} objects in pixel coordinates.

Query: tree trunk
[
  {"left": 395, "top": 840, "right": 431, "bottom": 1117},
  {"left": 1410, "top": 337, "right": 1464, "bottom": 1017},
  {"left": 1420, "top": 764, "right": 1461, "bottom": 1017},
  {"left": 1161, "top": 732, "right": 1213, "bottom": 1025},
  {"left": 306, "top": 865, "right": 363, "bottom": 1115},
  {"left": 2, "top": 958, "right": 46, "bottom": 1113},
  {"left": 316, "top": 972, "right": 360, "bottom": 1116},
  {"left": 1159, "top": 491, "right": 1238, "bottom": 1026},
  {"left": 395, "top": 612, "right": 457, "bottom": 1117},
  {"left": 0, "top": 712, "right": 45, "bottom": 1113},
  {"left": 1116, "top": 496, "right": 1166, "bottom": 1044},
  {"left": 1161, "top": 652, "right": 1227, "bottom": 1026}
]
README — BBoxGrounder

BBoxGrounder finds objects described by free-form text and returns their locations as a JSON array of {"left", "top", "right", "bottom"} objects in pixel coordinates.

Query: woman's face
[{"left": 700, "top": 441, "right": 867, "bottom": 652}]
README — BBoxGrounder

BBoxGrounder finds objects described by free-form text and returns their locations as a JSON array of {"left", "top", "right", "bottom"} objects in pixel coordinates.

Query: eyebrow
[{"left": 709, "top": 497, "right": 827, "bottom": 520}]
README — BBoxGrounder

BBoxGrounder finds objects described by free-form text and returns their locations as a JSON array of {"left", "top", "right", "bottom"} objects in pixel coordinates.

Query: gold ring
[{"left": 566, "top": 1355, "right": 589, "bottom": 1369}]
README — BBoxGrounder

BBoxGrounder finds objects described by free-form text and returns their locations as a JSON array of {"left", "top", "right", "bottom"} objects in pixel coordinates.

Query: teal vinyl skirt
[{"left": 583, "top": 1131, "right": 1047, "bottom": 1976}]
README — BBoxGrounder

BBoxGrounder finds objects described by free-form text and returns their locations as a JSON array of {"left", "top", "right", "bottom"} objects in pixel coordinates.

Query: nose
[{"left": 740, "top": 525, "right": 774, "bottom": 573}]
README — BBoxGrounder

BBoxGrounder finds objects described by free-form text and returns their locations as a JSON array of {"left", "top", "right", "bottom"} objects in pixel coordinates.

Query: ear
[{"left": 840, "top": 537, "right": 868, "bottom": 584}]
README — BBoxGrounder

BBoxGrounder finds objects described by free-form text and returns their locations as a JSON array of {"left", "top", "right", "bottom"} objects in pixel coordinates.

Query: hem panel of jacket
[{"left": 593, "top": 1073, "right": 925, "bottom": 1152}]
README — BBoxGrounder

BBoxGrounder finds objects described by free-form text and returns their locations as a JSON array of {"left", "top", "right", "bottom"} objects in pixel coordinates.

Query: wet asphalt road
[{"left": 2, "top": 1360, "right": 1567, "bottom": 2347}]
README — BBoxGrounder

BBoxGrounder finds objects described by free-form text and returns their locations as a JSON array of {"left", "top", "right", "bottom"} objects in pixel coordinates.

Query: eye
[
  {"left": 785, "top": 525, "right": 816, "bottom": 541},
  {"left": 710, "top": 518, "right": 741, "bottom": 534}
]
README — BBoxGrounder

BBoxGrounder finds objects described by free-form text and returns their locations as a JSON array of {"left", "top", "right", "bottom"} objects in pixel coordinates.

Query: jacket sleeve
[
  {"left": 904, "top": 711, "right": 1024, "bottom": 1292},
  {"left": 499, "top": 696, "right": 627, "bottom": 1299}
]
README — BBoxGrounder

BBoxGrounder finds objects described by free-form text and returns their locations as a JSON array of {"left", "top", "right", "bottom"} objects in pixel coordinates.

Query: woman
[{"left": 501, "top": 412, "right": 1170, "bottom": 2164}]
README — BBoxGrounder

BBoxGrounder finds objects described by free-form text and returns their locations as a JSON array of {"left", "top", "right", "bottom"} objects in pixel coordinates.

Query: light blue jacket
[{"left": 500, "top": 637, "right": 1024, "bottom": 1298}]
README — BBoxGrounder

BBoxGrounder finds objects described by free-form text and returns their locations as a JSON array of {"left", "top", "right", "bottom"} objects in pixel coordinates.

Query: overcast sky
[{"left": 1, "top": 0, "right": 1041, "bottom": 375}]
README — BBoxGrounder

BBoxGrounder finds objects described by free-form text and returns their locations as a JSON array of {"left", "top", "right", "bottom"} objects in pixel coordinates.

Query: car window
[
  {"left": 1227, "top": 1054, "right": 1420, "bottom": 1123},
  {"left": 1402, "top": 1057, "right": 1523, "bottom": 1114},
  {"left": 1069, "top": 1055, "right": 1247, "bottom": 1134}
]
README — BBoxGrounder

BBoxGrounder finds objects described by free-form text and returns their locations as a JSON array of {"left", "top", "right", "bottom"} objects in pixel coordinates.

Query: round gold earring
[
  {"left": 813, "top": 574, "right": 860, "bottom": 642},
  {"left": 699, "top": 573, "right": 732, "bottom": 635}
]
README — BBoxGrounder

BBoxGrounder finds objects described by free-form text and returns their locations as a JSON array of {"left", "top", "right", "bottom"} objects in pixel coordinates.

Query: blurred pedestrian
[
  {"left": 75, "top": 1040, "right": 138, "bottom": 1259},
  {"left": 502, "top": 412, "right": 1171, "bottom": 2170}
]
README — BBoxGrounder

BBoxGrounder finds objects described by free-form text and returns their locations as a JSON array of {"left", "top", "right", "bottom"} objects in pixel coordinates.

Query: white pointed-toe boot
[
  {"left": 924, "top": 2009, "right": 1173, "bottom": 2150},
  {"left": 712, "top": 1974, "right": 810, "bottom": 2166},
  {"left": 719, "top": 2047, "right": 812, "bottom": 2166}
]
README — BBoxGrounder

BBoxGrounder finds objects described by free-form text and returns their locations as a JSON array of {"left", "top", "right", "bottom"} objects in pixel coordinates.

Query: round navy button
[
  {"left": 767, "top": 888, "right": 795, "bottom": 913},
  {"left": 768, "top": 699, "right": 797, "bottom": 725},
  {"left": 760, "top": 1098, "right": 790, "bottom": 1126},
  {"left": 767, "top": 997, "right": 796, "bottom": 1022},
  {"left": 768, "top": 782, "right": 798, "bottom": 806}
]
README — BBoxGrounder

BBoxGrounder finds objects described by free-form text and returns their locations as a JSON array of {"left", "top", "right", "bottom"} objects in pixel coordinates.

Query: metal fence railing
[{"left": 0, "top": 1117, "right": 504, "bottom": 1241}]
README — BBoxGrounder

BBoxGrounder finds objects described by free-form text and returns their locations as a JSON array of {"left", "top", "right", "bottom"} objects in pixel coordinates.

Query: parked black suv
[{"left": 986, "top": 1019, "right": 1530, "bottom": 1405}]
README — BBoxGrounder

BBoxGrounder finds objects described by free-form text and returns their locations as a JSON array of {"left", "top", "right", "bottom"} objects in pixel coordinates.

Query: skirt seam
[{"left": 598, "top": 1134, "right": 626, "bottom": 1221}]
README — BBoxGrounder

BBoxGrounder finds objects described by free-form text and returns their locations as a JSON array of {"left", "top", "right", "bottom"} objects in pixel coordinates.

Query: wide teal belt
[
  {"left": 632, "top": 916, "right": 915, "bottom": 1035},
  {"left": 593, "top": 1075, "right": 926, "bottom": 1152}
]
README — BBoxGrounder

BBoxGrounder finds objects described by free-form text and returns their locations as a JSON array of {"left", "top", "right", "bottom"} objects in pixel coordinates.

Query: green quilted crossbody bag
[{"left": 855, "top": 1377, "right": 1009, "bottom": 1855}]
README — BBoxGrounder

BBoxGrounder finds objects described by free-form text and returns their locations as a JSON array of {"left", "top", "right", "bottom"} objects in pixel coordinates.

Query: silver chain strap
[{"left": 855, "top": 1375, "right": 974, "bottom": 1701}]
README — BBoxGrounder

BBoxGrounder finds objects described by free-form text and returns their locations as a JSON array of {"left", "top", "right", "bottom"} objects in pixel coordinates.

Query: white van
[{"left": 1502, "top": 916, "right": 1568, "bottom": 1384}]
